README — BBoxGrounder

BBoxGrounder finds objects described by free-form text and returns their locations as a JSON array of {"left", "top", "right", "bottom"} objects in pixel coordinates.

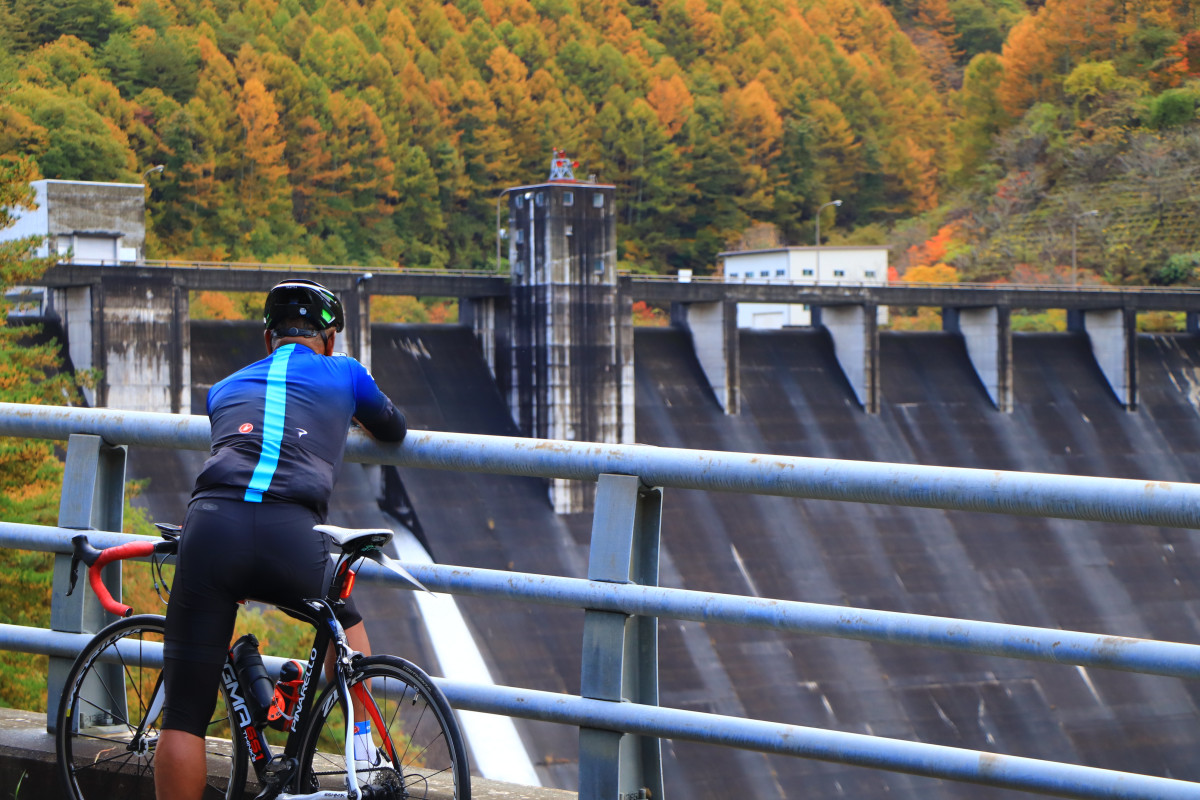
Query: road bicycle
[{"left": 54, "top": 522, "right": 471, "bottom": 800}]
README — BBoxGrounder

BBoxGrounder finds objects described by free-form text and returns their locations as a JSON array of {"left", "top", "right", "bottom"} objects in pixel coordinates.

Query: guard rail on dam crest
[{"left": 3, "top": 401, "right": 1200, "bottom": 799}]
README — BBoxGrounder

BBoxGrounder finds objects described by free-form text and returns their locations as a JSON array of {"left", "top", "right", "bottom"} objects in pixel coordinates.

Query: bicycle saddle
[
  {"left": 314, "top": 524, "right": 393, "bottom": 554},
  {"left": 313, "top": 525, "right": 429, "bottom": 593}
]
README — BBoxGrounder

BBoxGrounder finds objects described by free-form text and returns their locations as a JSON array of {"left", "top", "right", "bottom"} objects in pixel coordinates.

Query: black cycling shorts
[{"left": 161, "top": 497, "right": 363, "bottom": 737}]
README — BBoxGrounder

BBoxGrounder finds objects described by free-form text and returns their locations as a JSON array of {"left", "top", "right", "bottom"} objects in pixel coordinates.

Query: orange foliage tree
[
  {"left": 2, "top": 0, "right": 960, "bottom": 272},
  {"left": 904, "top": 263, "right": 960, "bottom": 283},
  {"left": 998, "top": 0, "right": 1121, "bottom": 117}
]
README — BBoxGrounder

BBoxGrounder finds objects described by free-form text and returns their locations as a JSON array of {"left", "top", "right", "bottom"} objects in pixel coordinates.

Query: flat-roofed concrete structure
[
  {"left": 3, "top": 180, "right": 146, "bottom": 264},
  {"left": 720, "top": 245, "right": 889, "bottom": 328}
]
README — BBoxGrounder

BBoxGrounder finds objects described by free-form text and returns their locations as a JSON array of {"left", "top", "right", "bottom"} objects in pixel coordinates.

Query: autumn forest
[{"left": 1, "top": 0, "right": 1200, "bottom": 289}]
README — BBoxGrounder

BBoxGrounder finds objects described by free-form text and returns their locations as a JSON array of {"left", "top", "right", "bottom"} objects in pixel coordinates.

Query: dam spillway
[{"left": 123, "top": 319, "right": 1200, "bottom": 800}]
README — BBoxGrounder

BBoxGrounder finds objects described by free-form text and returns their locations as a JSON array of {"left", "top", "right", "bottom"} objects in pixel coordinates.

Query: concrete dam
[{"left": 117, "top": 317, "right": 1200, "bottom": 800}]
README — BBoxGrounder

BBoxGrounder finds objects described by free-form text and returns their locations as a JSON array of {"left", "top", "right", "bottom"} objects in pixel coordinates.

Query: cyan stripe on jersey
[{"left": 244, "top": 345, "right": 294, "bottom": 502}]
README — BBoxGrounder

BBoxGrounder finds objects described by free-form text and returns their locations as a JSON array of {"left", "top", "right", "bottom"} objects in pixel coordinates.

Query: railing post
[
  {"left": 47, "top": 433, "right": 127, "bottom": 733},
  {"left": 578, "top": 474, "right": 664, "bottom": 800}
]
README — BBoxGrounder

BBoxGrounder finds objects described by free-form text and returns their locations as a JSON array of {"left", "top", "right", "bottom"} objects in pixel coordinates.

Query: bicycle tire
[
  {"left": 293, "top": 654, "right": 471, "bottom": 800},
  {"left": 55, "top": 614, "right": 248, "bottom": 800}
]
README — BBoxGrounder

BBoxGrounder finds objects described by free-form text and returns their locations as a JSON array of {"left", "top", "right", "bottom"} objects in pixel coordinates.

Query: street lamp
[
  {"left": 141, "top": 164, "right": 164, "bottom": 183},
  {"left": 815, "top": 199, "right": 842, "bottom": 284},
  {"left": 496, "top": 187, "right": 514, "bottom": 274},
  {"left": 1071, "top": 209, "right": 1098, "bottom": 287}
]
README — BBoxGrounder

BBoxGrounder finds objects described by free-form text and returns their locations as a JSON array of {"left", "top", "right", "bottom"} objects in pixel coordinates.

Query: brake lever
[
  {"left": 66, "top": 534, "right": 102, "bottom": 598},
  {"left": 67, "top": 552, "right": 81, "bottom": 598},
  {"left": 361, "top": 549, "right": 431, "bottom": 594}
]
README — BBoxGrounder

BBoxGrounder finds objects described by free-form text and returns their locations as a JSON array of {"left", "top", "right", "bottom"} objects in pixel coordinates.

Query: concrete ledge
[{"left": 0, "top": 708, "right": 574, "bottom": 800}]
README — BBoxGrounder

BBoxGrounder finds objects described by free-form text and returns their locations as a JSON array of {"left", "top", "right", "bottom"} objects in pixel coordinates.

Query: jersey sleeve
[{"left": 349, "top": 360, "right": 407, "bottom": 442}]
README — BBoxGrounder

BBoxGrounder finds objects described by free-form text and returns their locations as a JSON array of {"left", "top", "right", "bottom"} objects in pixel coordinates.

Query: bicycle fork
[{"left": 324, "top": 617, "right": 400, "bottom": 800}]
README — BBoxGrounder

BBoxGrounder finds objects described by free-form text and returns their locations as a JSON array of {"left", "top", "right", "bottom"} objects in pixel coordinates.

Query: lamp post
[
  {"left": 815, "top": 199, "right": 842, "bottom": 284},
  {"left": 140, "top": 164, "right": 164, "bottom": 183},
  {"left": 1071, "top": 209, "right": 1098, "bottom": 287},
  {"left": 495, "top": 188, "right": 514, "bottom": 274}
]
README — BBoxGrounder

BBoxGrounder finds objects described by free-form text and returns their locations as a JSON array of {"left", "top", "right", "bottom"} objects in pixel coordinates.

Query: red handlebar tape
[{"left": 90, "top": 541, "right": 156, "bottom": 617}]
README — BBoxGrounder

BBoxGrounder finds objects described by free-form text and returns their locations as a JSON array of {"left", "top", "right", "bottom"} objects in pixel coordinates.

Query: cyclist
[{"left": 156, "top": 279, "right": 407, "bottom": 800}]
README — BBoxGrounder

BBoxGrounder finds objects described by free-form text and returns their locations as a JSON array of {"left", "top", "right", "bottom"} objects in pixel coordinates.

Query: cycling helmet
[{"left": 263, "top": 279, "right": 344, "bottom": 333}]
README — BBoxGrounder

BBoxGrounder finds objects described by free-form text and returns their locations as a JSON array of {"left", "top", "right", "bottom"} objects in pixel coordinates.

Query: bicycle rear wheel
[
  {"left": 55, "top": 614, "right": 248, "bottom": 800},
  {"left": 293, "top": 654, "right": 471, "bottom": 800}
]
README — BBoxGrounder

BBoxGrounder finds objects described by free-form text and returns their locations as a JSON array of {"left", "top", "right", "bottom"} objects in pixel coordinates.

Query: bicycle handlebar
[{"left": 67, "top": 534, "right": 177, "bottom": 618}]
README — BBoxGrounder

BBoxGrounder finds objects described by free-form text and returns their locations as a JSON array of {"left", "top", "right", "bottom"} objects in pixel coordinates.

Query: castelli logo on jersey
[{"left": 239, "top": 423, "right": 254, "bottom": 433}]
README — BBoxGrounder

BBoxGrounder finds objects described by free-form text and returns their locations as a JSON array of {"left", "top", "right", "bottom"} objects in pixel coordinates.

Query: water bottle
[{"left": 230, "top": 634, "right": 274, "bottom": 727}]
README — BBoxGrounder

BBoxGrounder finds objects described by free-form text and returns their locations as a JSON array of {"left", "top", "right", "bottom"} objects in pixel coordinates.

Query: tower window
[
  {"left": 516, "top": 230, "right": 524, "bottom": 244},
  {"left": 802, "top": 269, "right": 813, "bottom": 276},
  {"left": 564, "top": 191, "right": 574, "bottom": 206},
  {"left": 593, "top": 194, "right": 604, "bottom": 208},
  {"left": 515, "top": 195, "right": 524, "bottom": 209},
  {"left": 536, "top": 192, "right": 545, "bottom": 207},
  {"left": 865, "top": 270, "right": 876, "bottom": 278},
  {"left": 565, "top": 224, "right": 573, "bottom": 236},
  {"left": 833, "top": 269, "right": 845, "bottom": 277}
]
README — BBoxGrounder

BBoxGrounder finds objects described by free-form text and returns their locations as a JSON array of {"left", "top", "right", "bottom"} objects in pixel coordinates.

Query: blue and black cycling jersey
[{"left": 192, "top": 344, "right": 406, "bottom": 517}]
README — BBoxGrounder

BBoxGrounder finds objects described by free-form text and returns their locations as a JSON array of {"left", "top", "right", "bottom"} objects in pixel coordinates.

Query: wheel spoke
[
  {"left": 293, "top": 656, "right": 470, "bottom": 799},
  {"left": 57, "top": 616, "right": 247, "bottom": 800}
]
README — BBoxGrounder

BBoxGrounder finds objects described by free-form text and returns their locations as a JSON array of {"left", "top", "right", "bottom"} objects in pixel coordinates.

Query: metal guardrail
[
  {"left": 138, "top": 259, "right": 502, "bottom": 278},
  {"left": 73, "top": 258, "right": 1200, "bottom": 295},
  {"left": 2, "top": 402, "right": 1200, "bottom": 799},
  {"left": 634, "top": 273, "right": 1200, "bottom": 294}
]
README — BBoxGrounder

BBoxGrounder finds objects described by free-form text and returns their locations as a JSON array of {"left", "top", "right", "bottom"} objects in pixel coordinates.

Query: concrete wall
[
  {"left": 678, "top": 300, "right": 739, "bottom": 414},
  {"left": 817, "top": 304, "right": 880, "bottom": 412},
  {"left": 101, "top": 279, "right": 188, "bottom": 412},
  {"left": 944, "top": 306, "right": 1013, "bottom": 412},
  {"left": 52, "top": 275, "right": 189, "bottom": 413},
  {"left": 1078, "top": 308, "right": 1137, "bottom": 409},
  {"left": 43, "top": 181, "right": 145, "bottom": 261},
  {"left": 52, "top": 286, "right": 98, "bottom": 406}
]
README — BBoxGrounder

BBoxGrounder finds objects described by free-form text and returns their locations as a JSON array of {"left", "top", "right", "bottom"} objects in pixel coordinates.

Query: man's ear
[
  {"left": 264, "top": 330, "right": 274, "bottom": 354},
  {"left": 324, "top": 330, "right": 337, "bottom": 356}
]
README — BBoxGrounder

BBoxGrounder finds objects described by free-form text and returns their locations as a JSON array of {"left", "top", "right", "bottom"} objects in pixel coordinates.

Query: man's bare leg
[{"left": 155, "top": 729, "right": 206, "bottom": 800}]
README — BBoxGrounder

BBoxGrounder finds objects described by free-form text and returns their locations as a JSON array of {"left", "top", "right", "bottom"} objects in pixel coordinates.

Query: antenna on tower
[{"left": 548, "top": 148, "right": 579, "bottom": 182}]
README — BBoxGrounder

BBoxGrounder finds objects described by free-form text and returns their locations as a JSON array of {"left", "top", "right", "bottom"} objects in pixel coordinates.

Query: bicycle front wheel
[
  {"left": 55, "top": 614, "right": 248, "bottom": 800},
  {"left": 294, "top": 654, "right": 471, "bottom": 800}
]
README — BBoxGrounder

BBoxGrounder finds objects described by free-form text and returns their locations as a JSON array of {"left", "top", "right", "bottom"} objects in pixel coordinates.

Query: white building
[
  {"left": 2, "top": 179, "right": 146, "bottom": 264},
  {"left": 720, "top": 245, "right": 890, "bottom": 328}
]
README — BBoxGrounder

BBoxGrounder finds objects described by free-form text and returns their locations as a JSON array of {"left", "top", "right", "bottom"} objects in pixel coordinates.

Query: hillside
[
  {"left": 1, "top": 0, "right": 1199, "bottom": 285},
  {"left": 0, "top": 0, "right": 951, "bottom": 271}
]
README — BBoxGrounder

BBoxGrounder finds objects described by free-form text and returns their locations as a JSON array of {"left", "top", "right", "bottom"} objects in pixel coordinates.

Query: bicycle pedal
[{"left": 253, "top": 757, "right": 298, "bottom": 800}]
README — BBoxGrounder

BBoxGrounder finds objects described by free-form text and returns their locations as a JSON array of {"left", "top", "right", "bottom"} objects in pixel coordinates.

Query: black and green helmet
[{"left": 263, "top": 279, "right": 345, "bottom": 332}]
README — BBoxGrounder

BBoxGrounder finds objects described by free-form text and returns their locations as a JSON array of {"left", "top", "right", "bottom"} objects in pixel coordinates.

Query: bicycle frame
[
  {"left": 235, "top": 585, "right": 380, "bottom": 799},
  {"left": 63, "top": 527, "right": 436, "bottom": 800}
]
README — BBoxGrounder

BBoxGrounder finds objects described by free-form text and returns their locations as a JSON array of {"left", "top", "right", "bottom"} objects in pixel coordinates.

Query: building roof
[
  {"left": 719, "top": 244, "right": 891, "bottom": 257},
  {"left": 36, "top": 179, "right": 145, "bottom": 189}
]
